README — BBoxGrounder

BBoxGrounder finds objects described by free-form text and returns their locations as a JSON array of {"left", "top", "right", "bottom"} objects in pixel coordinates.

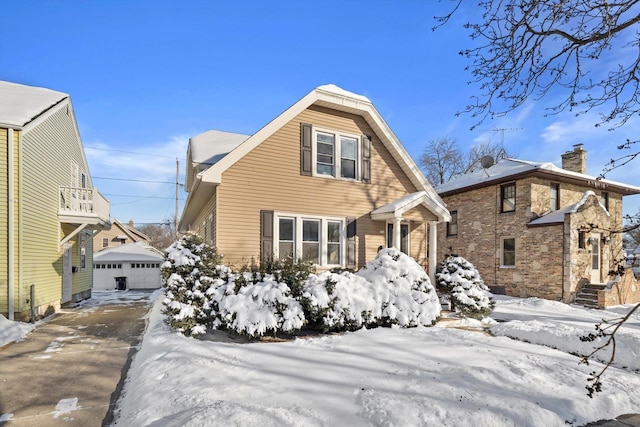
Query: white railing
[{"left": 59, "top": 186, "right": 110, "bottom": 223}]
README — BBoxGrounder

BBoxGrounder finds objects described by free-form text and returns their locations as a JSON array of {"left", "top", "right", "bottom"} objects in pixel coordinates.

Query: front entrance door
[
  {"left": 590, "top": 233, "right": 601, "bottom": 283},
  {"left": 387, "top": 223, "right": 409, "bottom": 254},
  {"left": 62, "top": 244, "right": 72, "bottom": 303}
]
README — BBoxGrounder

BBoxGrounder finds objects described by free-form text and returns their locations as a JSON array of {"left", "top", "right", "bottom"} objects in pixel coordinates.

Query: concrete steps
[{"left": 575, "top": 283, "right": 607, "bottom": 309}]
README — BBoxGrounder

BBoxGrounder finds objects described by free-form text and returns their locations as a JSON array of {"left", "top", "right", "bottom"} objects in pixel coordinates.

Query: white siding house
[{"left": 93, "top": 242, "right": 163, "bottom": 290}]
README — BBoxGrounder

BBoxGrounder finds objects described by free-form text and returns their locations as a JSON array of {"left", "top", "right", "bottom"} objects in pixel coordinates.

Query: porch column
[
  {"left": 393, "top": 217, "right": 402, "bottom": 249},
  {"left": 428, "top": 221, "right": 438, "bottom": 285}
]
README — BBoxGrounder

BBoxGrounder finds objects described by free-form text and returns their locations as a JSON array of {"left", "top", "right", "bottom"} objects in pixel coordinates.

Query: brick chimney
[
  {"left": 129, "top": 219, "right": 134, "bottom": 228},
  {"left": 561, "top": 144, "right": 587, "bottom": 174}
]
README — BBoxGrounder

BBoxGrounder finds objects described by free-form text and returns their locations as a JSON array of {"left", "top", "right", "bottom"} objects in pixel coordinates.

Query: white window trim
[
  {"left": 272, "top": 212, "right": 345, "bottom": 267},
  {"left": 312, "top": 126, "right": 361, "bottom": 181},
  {"left": 500, "top": 237, "right": 516, "bottom": 268}
]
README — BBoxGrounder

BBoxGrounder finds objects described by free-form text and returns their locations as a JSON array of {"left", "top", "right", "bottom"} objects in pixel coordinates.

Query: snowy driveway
[{"left": 0, "top": 291, "right": 152, "bottom": 426}]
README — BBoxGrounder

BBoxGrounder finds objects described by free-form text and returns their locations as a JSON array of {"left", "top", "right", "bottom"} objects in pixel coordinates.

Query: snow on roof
[
  {"left": 371, "top": 192, "right": 428, "bottom": 216},
  {"left": 315, "top": 84, "right": 371, "bottom": 103},
  {"left": 0, "top": 80, "right": 68, "bottom": 128},
  {"left": 436, "top": 157, "right": 640, "bottom": 195},
  {"left": 95, "top": 242, "right": 163, "bottom": 262},
  {"left": 190, "top": 129, "right": 250, "bottom": 166},
  {"left": 528, "top": 190, "right": 608, "bottom": 226}
]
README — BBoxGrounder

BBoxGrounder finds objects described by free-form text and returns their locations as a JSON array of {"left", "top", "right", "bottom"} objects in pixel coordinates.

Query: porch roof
[{"left": 370, "top": 191, "right": 451, "bottom": 222}]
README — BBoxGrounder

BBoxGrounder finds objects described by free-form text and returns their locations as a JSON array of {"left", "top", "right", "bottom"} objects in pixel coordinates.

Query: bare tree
[
  {"left": 419, "top": 137, "right": 465, "bottom": 185},
  {"left": 137, "top": 217, "right": 177, "bottom": 252}
]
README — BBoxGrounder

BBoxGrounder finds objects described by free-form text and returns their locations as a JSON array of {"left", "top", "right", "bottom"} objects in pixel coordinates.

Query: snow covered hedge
[
  {"left": 162, "top": 238, "right": 441, "bottom": 338},
  {"left": 436, "top": 255, "right": 494, "bottom": 319}
]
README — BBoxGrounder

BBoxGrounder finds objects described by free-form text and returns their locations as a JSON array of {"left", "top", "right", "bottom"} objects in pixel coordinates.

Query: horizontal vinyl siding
[
  {"left": 0, "top": 129, "right": 8, "bottom": 314},
  {"left": 217, "top": 105, "right": 437, "bottom": 267},
  {"left": 19, "top": 105, "right": 93, "bottom": 312}
]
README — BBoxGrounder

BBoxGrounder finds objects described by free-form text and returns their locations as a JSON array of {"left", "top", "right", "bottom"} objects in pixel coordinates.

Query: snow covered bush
[
  {"left": 303, "top": 271, "right": 379, "bottom": 332},
  {"left": 209, "top": 273, "right": 305, "bottom": 337},
  {"left": 161, "top": 233, "right": 228, "bottom": 336},
  {"left": 436, "top": 255, "right": 494, "bottom": 319},
  {"left": 355, "top": 248, "right": 441, "bottom": 327}
]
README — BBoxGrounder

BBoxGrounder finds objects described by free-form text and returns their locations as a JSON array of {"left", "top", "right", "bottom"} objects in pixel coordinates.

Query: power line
[
  {"left": 84, "top": 145, "right": 186, "bottom": 160},
  {"left": 93, "top": 176, "right": 184, "bottom": 185},
  {"left": 103, "top": 193, "right": 185, "bottom": 200}
]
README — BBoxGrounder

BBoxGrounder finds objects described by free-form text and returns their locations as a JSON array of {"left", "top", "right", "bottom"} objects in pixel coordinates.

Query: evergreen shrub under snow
[
  {"left": 435, "top": 255, "right": 495, "bottom": 319},
  {"left": 162, "top": 238, "right": 441, "bottom": 338}
]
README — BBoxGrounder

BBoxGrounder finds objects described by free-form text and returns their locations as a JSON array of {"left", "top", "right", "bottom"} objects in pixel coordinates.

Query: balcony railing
[{"left": 59, "top": 186, "right": 110, "bottom": 225}]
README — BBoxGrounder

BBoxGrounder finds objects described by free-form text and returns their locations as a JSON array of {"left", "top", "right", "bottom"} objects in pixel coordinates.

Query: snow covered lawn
[{"left": 111, "top": 294, "right": 640, "bottom": 426}]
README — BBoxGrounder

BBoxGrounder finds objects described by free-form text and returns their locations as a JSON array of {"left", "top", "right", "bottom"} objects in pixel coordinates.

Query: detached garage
[{"left": 93, "top": 242, "right": 164, "bottom": 290}]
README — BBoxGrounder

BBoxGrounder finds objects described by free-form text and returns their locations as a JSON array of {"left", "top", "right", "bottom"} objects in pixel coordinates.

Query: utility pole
[{"left": 175, "top": 159, "right": 179, "bottom": 239}]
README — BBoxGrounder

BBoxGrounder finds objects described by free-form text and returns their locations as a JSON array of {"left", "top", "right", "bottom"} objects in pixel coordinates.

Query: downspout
[
  {"left": 7, "top": 128, "right": 14, "bottom": 320},
  {"left": 428, "top": 221, "right": 438, "bottom": 285}
]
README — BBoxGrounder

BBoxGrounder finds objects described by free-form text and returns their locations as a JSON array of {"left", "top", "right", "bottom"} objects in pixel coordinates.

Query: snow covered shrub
[
  {"left": 259, "top": 257, "right": 316, "bottom": 298},
  {"left": 209, "top": 273, "right": 305, "bottom": 337},
  {"left": 303, "top": 271, "right": 379, "bottom": 332},
  {"left": 436, "top": 256, "right": 495, "bottom": 319},
  {"left": 355, "top": 248, "right": 441, "bottom": 327},
  {"left": 161, "top": 233, "right": 227, "bottom": 336}
]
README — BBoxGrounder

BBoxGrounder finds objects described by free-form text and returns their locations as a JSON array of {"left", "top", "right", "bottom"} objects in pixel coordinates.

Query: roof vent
[{"left": 480, "top": 155, "right": 495, "bottom": 169}]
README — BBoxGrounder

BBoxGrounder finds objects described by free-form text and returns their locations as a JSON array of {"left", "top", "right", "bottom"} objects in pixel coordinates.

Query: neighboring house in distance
[
  {"left": 179, "top": 85, "right": 450, "bottom": 282},
  {"left": 93, "top": 242, "right": 163, "bottom": 291},
  {"left": 436, "top": 144, "right": 640, "bottom": 308},
  {"left": 0, "top": 81, "right": 110, "bottom": 321},
  {"left": 94, "top": 218, "right": 150, "bottom": 251}
]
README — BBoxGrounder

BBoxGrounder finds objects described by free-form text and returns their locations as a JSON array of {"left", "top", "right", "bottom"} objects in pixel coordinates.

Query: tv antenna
[{"left": 492, "top": 127, "right": 523, "bottom": 145}]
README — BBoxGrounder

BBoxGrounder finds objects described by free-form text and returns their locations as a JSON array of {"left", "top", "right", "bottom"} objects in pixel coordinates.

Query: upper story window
[
  {"left": 600, "top": 192, "right": 609, "bottom": 211},
  {"left": 500, "top": 183, "right": 516, "bottom": 213},
  {"left": 550, "top": 183, "right": 560, "bottom": 211},
  {"left": 315, "top": 130, "right": 359, "bottom": 180},
  {"left": 447, "top": 210, "right": 458, "bottom": 236},
  {"left": 102, "top": 238, "right": 109, "bottom": 248},
  {"left": 300, "top": 123, "right": 371, "bottom": 183}
]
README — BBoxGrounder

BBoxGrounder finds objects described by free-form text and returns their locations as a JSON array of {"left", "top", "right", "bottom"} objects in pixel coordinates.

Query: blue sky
[{"left": 2, "top": 0, "right": 639, "bottom": 225}]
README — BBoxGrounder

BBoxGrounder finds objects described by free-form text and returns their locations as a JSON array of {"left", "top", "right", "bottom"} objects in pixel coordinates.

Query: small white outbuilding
[{"left": 93, "top": 242, "right": 164, "bottom": 290}]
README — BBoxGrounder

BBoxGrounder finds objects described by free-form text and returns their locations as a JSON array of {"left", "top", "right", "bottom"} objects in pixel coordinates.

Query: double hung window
[
  {"left": 550, "top": 184, "right": 559, "bottom": 211},
  {"left": 501, "top": 237, "right": 516, "bottom": 267},
  {"left": 501, "top": 183, "right": 516, "bottom": 213},
  {"left": 315, "top": 130, "right": 359, "bottom": 180},
  {"left": 275, "top": 214, "right": 343, "bottom": 266},
  {"left": 447, "top": 211, "right": 458, "bottom": 236}
]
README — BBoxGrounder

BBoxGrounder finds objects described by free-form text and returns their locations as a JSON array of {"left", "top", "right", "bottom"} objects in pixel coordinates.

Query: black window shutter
[
  {"left": 346, "top": 217, "right": 357, "bottom": 268},
  {"left": 300, "top": 123, "right": 312, "bottom": 176},
  {"left": 260, "top": 210, "right": 274, "bottom": 261},
  {"left": 362, "top": 135, "right": 371, "bottom": 183}
]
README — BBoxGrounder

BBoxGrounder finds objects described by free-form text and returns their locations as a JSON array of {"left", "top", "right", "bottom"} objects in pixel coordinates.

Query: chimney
[
  {"left": 129, "top": 219, "right": 134, "bottom": 228},
  {"left": 561, "top": 144, "right": 587, "bottom": 174}
]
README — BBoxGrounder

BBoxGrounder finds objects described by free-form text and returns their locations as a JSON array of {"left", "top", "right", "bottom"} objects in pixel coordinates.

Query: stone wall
[{"left": 601, "top": 269, "right": 640, "bottom": 306}]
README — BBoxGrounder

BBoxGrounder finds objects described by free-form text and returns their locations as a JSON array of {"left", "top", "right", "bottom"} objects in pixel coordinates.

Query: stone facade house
[{"left": 436, "top": 145, "right": 640, "bottom": 307}]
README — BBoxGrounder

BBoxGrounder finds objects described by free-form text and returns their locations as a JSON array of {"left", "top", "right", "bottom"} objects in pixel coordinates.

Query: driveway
[{"left": 0, "top": 291, "right": 155, "bottom": 426}]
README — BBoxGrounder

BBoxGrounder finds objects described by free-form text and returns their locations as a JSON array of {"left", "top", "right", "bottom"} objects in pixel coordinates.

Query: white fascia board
[{"left": 201, "top": 90, "right": 320, "bottom": 184}]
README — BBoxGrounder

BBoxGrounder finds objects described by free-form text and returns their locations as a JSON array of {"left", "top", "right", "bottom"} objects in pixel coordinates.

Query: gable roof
[
  {"left": 94, "top": 242, "right": 163, "bottom": 262},
  {"left": 528, "top": 190, "right": 609, "bottom": 227},
  {"left": 186, "top": 84, "right": 445, "bottom": 211},
  {"left": 0, "top": 80, "right": 68, "bottom": 128},
  {"left": 111, "top": 219, "right": 151, "bottom": 242},
  {"left": 437, "top": 158, "right": 640, "bottom": 197},
  {"left": 370, "top": 191, "right": 450, "bottom": 221}
]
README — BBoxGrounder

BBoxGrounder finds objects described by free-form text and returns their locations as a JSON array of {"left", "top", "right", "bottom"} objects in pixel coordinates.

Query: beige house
[
  {"left": 436, "top": 144, "right": 640, "bottom": 308},
  {"left": 94, "top": 219, "right": 150, "bottom": 251},
  {"left": 179, "top": 85, "right": 450, "bottom": 282},
  {"left": 0, "top": 81, "right": 110, "bottom": 321}
]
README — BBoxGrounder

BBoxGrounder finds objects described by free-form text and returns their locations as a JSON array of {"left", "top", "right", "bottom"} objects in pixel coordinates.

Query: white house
[{"left": 93, "top": 242, "right": 163, "bottom": 290}]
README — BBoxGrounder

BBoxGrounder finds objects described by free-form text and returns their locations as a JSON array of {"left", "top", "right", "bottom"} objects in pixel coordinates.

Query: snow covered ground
[{"left": 109, "top": 293, "right": 640, "bottom": 427}]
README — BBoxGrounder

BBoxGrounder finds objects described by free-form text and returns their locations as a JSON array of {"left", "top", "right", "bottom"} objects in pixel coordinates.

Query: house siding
[
  {"left": 0, "top": 128, "right": 9, "bottom": 314},
  {"left": 215, "top": 105, "right": 435, "bottom": 268},
  {"left": 13, "top": 105, "right": 95, "bottom": 318}
]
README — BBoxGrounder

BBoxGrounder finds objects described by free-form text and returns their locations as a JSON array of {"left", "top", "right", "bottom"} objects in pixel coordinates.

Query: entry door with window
[
  {"left": 62, "top": 244, "right": 72, "bottom": 303},
  {"left": 591, "top": 233, "right": 601, "bottom": 283},
  {"left": 387, "top": 223, "right": 409, "bottom": 254}
]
